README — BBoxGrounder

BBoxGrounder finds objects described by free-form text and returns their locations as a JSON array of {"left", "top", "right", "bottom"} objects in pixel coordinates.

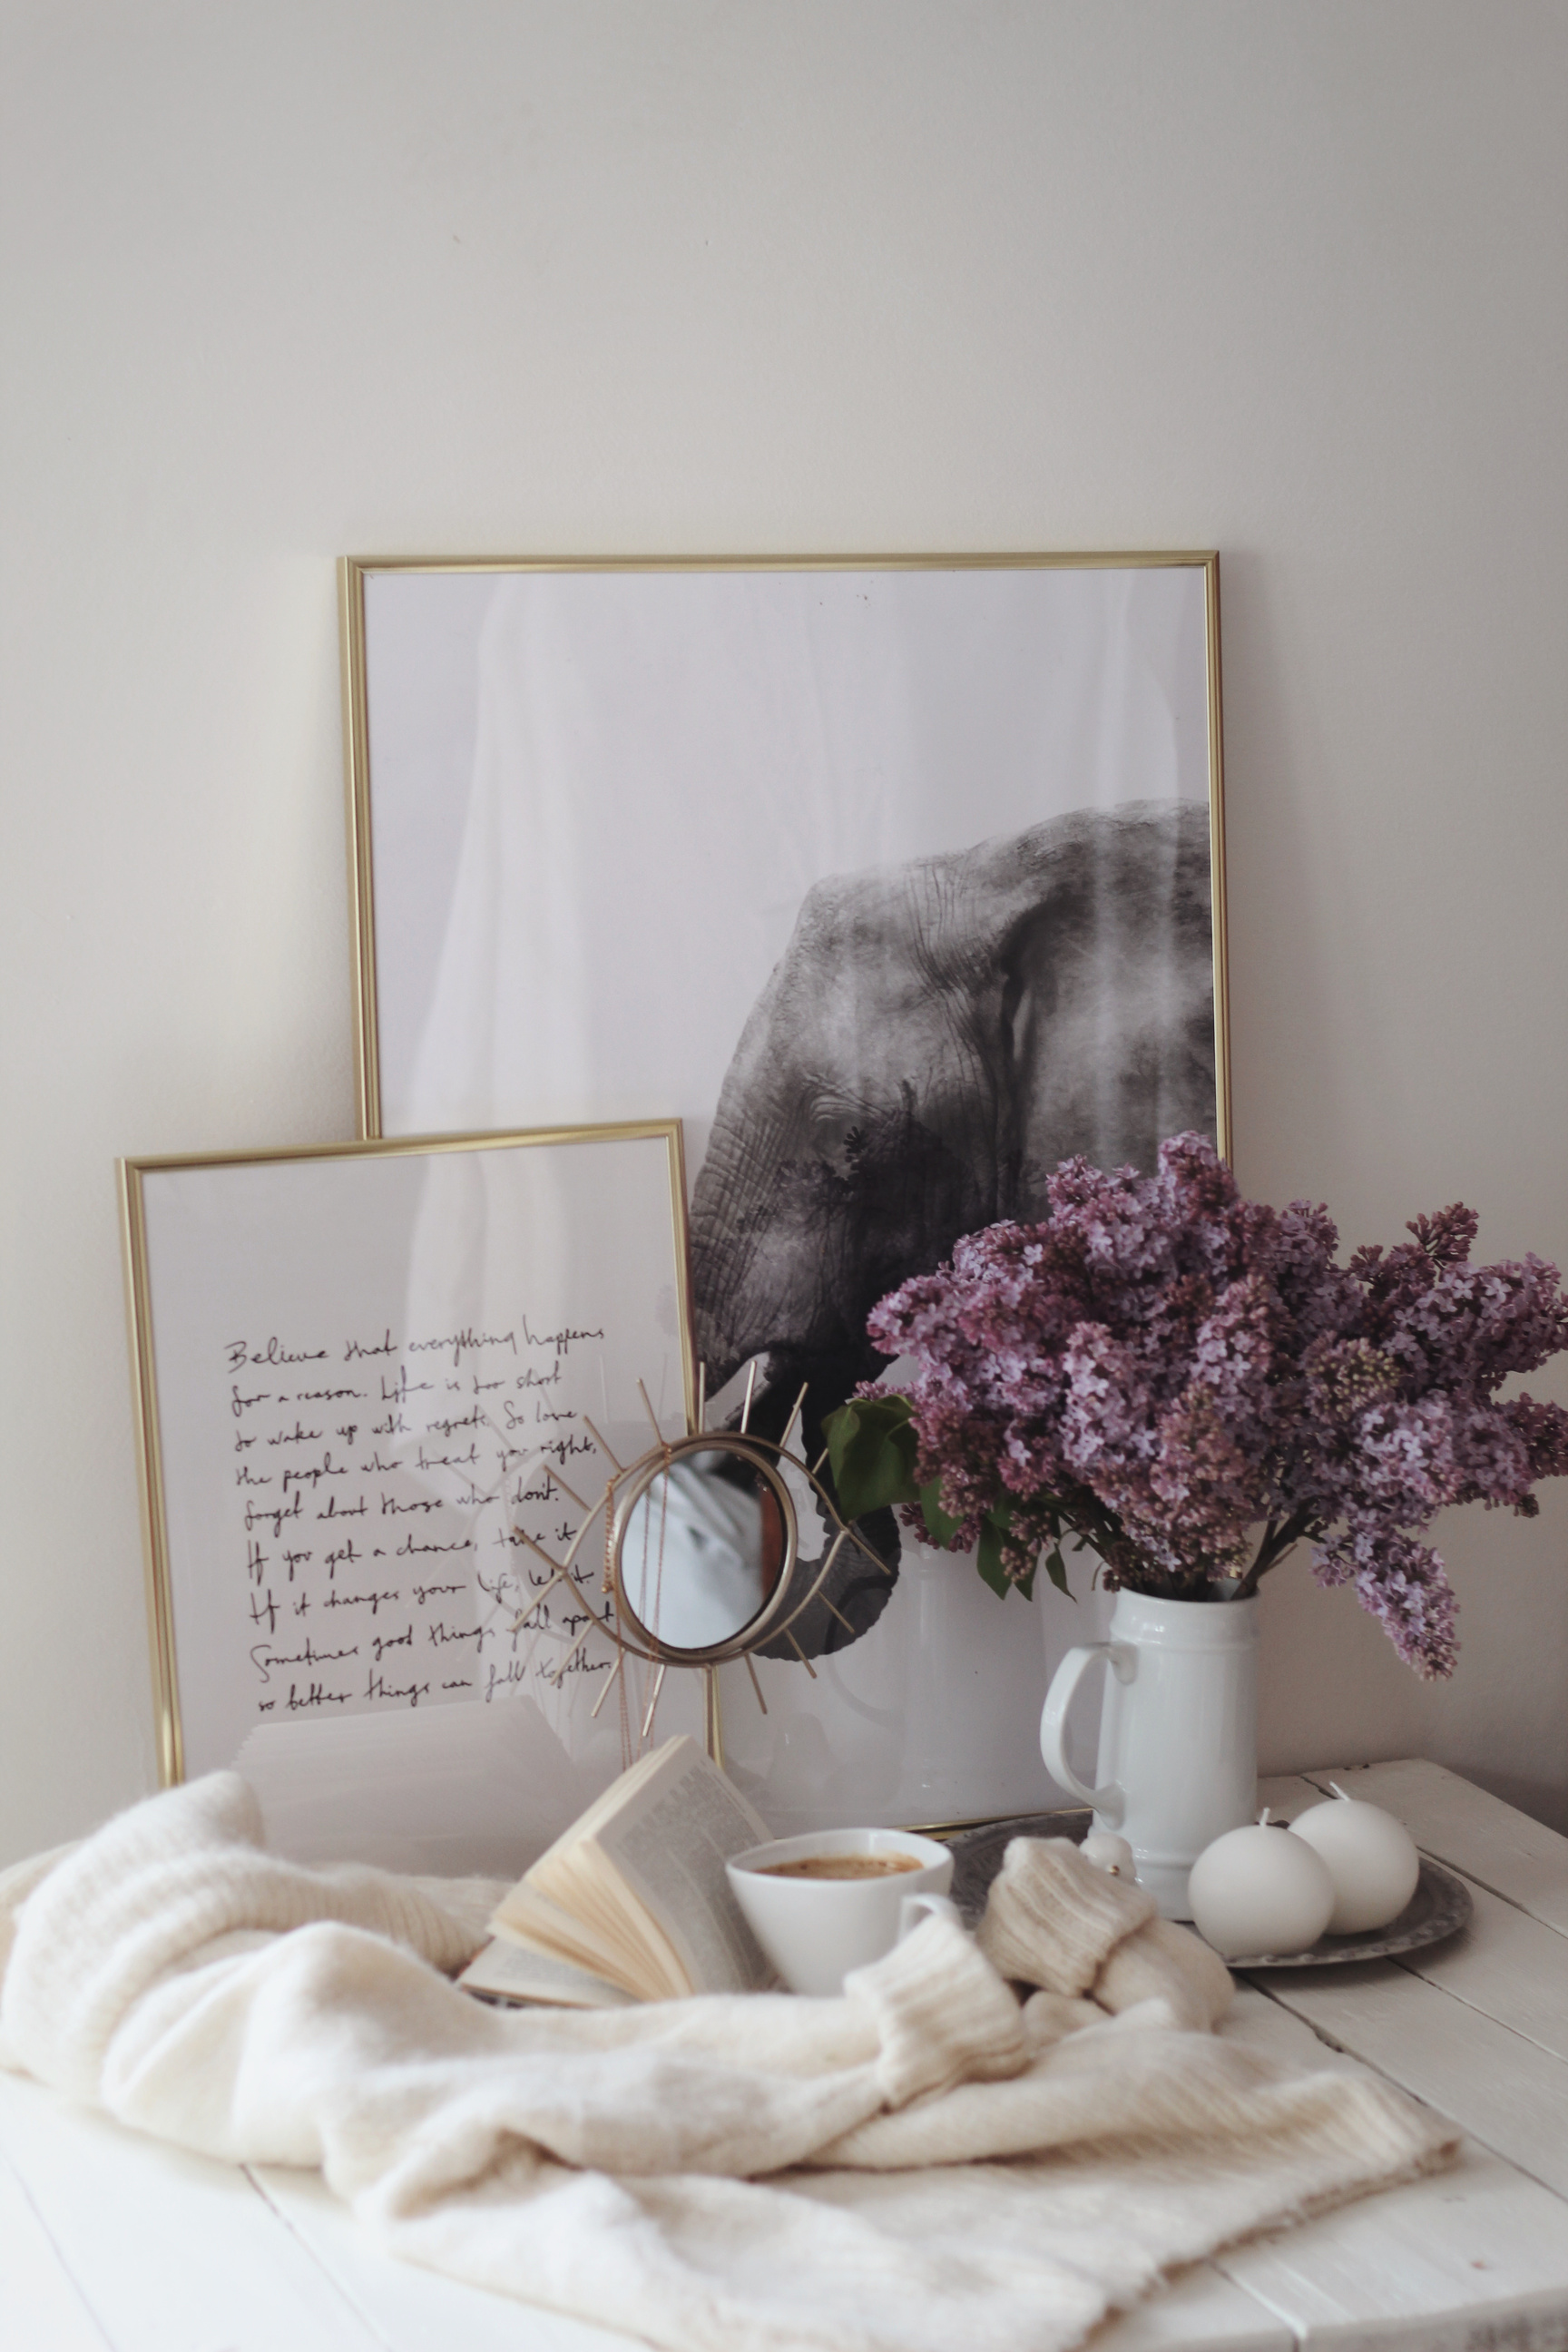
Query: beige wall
[{"left": 3, "top": 1, "right": 1565, "bottom": 1860}]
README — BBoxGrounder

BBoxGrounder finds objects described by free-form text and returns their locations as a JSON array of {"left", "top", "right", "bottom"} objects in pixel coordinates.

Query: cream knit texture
[
  {"left": 976, "top": 1836, "right": 1157, "bottom": 1994},
  {"left": 0, "top": 1775, "right": 1455, "bottom": 2352}
]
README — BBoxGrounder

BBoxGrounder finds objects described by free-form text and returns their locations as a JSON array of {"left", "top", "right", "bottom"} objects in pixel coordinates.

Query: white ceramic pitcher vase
[{"left": 1039, "top": 1589, "right": 1259, "bottom": 1919}]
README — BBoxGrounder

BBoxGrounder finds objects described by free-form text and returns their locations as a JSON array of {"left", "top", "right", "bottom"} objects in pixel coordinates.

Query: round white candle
[
  {"left": 1188, "top": 1813, "right": 1336, "bottom": 1958},
  {"left": 1288, "top": 1787, "right": 1420, "bottom": 1933},
  {"left": 1081, "top": 1830, "right": 1136, "bottom": 1879}
]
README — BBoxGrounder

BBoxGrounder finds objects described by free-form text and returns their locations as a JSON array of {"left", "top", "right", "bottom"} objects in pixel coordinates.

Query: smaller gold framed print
[{"left": 119, "top": 1122, "right": 693, "bottom": 1875}]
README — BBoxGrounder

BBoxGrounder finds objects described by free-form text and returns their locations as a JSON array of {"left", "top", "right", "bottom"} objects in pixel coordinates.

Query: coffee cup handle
[{"left": 897, "top": 1891, "right": 961, "bottom": 1943}]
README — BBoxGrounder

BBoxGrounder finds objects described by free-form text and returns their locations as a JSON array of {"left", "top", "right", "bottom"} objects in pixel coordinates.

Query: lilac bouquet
[{"left": 825, "top": 1134, "right": 1568, "bottom": 1679}]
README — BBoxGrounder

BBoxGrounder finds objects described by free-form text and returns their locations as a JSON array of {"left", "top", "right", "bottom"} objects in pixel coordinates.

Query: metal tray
[
  {"left": 1214, "top": 1857, "right": 1472, "bottom": 1969},
  {"left": 941, "top": 1811, "right": 1472, "bottom": 1969}
]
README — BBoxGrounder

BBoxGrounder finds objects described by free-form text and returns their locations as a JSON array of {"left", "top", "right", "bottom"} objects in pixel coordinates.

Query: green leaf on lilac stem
[
  {"left": 822, "top": 1396, "right": 920, "bottom": 1521},
  {"left": 917, "top": 1478, "right": 962, "bottom": 1547},
  {"left": 975, "top": 1504, "right": 1017, "bottom": 1598}
]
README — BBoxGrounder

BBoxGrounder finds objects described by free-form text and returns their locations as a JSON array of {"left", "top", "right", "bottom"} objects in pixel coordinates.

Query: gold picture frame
[
  {"left": 119, "top": 1120, "right": 694, "bottom": 1871},
  {"left": 337, "top": 551, "right": 1231, "bottom": 1835}
]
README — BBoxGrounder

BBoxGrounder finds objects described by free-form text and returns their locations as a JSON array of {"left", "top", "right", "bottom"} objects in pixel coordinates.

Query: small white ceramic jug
[{"left": 1039, "top": 1589, "right": 1259, "bottom": 1919}]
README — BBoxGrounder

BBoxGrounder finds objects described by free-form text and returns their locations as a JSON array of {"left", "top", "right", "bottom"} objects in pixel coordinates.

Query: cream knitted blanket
[{"left": 0, "top": 1775, "right": 1455, "bottom": 2352}]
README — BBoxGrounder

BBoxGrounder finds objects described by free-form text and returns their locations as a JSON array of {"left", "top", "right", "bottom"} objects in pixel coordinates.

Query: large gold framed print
[
  {"left": 120, "top": 1122, "right": 694, "bottom": 1875},
  {"left": 341, "top": 554, "right": 1230, "bottom": 1834}
]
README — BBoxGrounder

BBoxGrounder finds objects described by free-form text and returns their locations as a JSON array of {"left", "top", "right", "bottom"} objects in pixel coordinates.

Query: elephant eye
[{"left": 809, "top": 1111, "right": 866, "bottom": 1165}]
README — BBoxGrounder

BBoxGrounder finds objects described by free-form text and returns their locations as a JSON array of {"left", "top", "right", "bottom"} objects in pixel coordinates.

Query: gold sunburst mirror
[{"left": 510, "top": 1369, "right": 890, "bottom": 1767}]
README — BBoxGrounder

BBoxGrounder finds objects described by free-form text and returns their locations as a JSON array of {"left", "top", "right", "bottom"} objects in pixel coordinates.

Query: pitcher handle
[{"left": 1039, "top": 1642, "right": 1135, "bottom": 1821}]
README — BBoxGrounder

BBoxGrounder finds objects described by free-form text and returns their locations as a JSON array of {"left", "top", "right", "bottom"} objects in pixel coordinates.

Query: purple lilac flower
[{"left": 864, "top": 1133, "right": 1568, "bottom": 1679}]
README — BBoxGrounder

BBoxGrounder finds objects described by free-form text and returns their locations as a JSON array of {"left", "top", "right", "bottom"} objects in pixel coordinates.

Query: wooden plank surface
[
  {"left": 1093, "top": 2259, "right": 1293, "bottom": 2350},
  {"left": 0, "top": 2071, "right": 379, "bottom": 2352},
  {"left": 1258, "top": 1955, "right": 1568, "bottom": 2200},
  {"left": 1396, "top": 1874, "right": 1568, "bottom": 2064},
  {"left": 0, "top": 2140, "right": 112, "bottom": 2352},
  {"left": 1257, "top": 1771, "right": 1337, "bottom": 1822},
  {"left": 1215, "top": 1989, "right": 1568, "bottom": 2350},
  {"left": 1221, "top": 2143, "right": 1568, "bottom": 2352}
]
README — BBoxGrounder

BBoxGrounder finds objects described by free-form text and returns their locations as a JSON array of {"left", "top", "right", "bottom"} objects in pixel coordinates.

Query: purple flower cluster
[{"left": 866, "top": 1134, "right": 1568, "bottom": 1678}]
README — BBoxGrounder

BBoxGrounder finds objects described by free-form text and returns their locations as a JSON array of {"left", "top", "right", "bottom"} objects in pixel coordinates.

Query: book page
[
  {"left": 459, "top": 1938, "right": 636, "bottom": 2010},
  {"left": 489, "top": 1880, "right": 649, "bottom": 1992},
  {"left": 518, "top": 1738, "right": 671, "bottom": 1882},
  {"left": 587, "top": 1745, "right": 773, "bottom": 1994}
]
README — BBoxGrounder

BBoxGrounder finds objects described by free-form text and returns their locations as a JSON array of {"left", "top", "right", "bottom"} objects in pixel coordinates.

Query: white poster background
[
  {"left": 359, "top": 563, "right": 1216, "bottom": 1833},
  {"left": 368, "top": 565, "right": 1210, "bottom": 1150},
  {"left": 137, "top": 1132, "right": 695, "bottom": 1873}
]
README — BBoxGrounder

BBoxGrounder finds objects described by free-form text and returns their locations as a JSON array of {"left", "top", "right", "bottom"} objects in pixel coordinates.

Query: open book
[{"left": 458, "top": 1735, "right": 775, "bottom": 2007}]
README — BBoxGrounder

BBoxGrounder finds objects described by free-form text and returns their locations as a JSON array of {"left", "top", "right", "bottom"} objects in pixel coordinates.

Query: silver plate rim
[{"left": 1220, "top": 1854, "right": 1473, "bottom": 1970}]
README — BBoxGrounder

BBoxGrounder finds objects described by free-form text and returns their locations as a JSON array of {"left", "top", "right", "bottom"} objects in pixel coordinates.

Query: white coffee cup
[{"left": 726, "top": 1828, "right": 957, "bottom": 1996}]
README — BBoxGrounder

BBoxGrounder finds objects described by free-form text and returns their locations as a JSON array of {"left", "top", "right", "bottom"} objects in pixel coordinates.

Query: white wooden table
[{"left": 4, "top": 1759, "right": 1566, "bottom": 2351}]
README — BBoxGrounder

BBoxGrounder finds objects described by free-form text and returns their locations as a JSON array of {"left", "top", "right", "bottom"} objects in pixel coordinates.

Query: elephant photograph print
[{"left": 343, "top": 554, "right": 1230, "bottom": 1820}]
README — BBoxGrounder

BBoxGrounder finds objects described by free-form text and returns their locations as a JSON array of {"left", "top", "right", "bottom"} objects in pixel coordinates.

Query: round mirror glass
[{"left": 617, "top": 1444, "right": 790, "bottom": 1656}]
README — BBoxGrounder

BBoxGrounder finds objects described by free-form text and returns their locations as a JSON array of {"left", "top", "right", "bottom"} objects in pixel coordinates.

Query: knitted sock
[
  {"left": 975, "top": 1838, "right": 1156, "bottom": 1996},
  {"left": 848, "top": 1911, "right": 1028, "bottom": 2105},
  {"left": 1093, "top": 1914, "right": 1234, "bottom": 2030}
]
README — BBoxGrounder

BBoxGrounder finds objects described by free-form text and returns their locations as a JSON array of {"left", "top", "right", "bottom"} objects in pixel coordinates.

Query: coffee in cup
[{"left": 759, "top": 1852, "right": 926, "bottom": 1881}]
